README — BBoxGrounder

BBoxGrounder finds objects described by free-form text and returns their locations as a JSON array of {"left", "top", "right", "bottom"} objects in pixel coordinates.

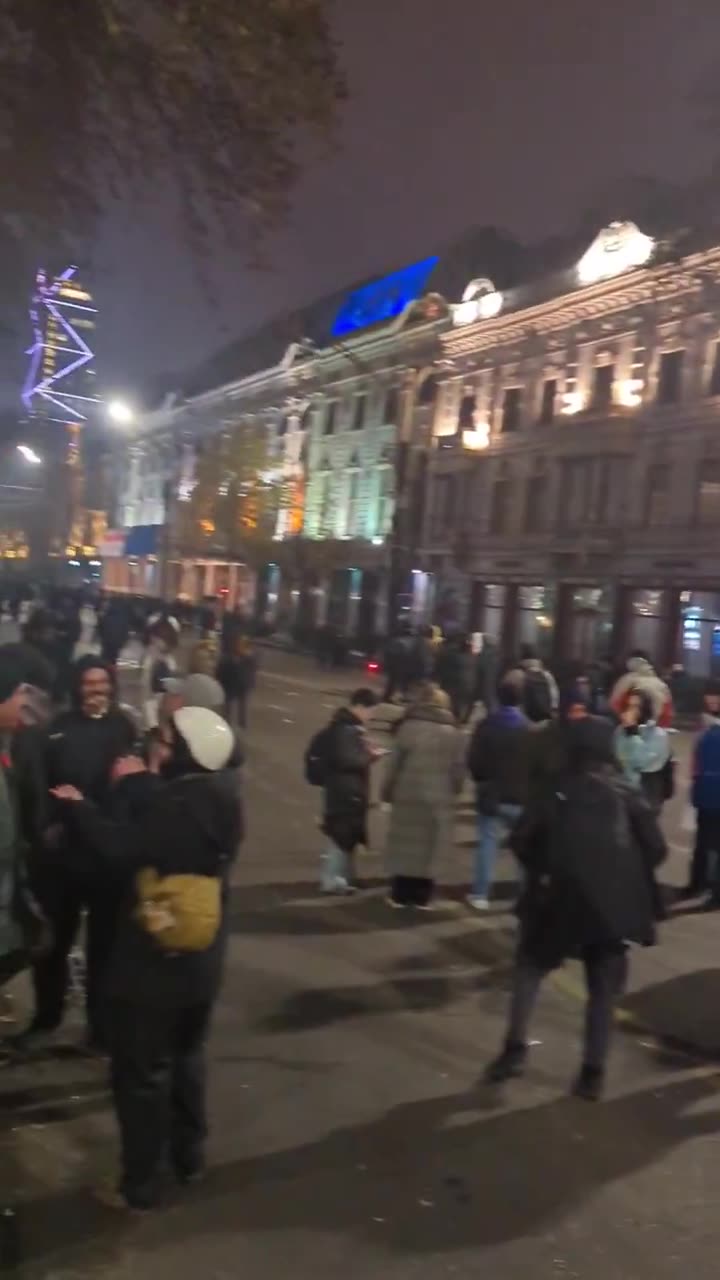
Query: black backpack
[
  {"left": 523, "top": 670, "right": 553, "bottom": 723},
  {"left": 304, "top": 725, "right": 334, "bottom": 787}
]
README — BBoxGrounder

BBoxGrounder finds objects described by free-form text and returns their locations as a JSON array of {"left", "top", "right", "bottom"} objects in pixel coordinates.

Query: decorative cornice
[{"left": 442, "top": 247, "right": 720, "bottom": 360}]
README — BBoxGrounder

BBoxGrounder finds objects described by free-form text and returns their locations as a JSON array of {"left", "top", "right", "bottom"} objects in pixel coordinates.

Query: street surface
[{"left": 1, "top": 648, "right": 719, "bottom": 1278}]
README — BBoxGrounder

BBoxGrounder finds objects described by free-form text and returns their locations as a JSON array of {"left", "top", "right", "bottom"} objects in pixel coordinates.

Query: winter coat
[
  {"left": 511, "top": 766, "right": 666, "bottom": 969},
  {"left": 614, "top": 723, "right": 670, "bottom": 791},
  {"left": 61, "top": 768, "right": 242, "bottom": 1007},
  {"left": 0, "top": 758, "right": 47, "bottom": 986},
  {"left": 506, "top": 660, "right": 559, "bottom": 722},
  {"left": 610, "top": 660, "right": 673, "bottom": 727},
  {"left": 383, "top": 704, "right": 465, "bottom": 879},
  {"left": 467, "top": 705, "right": 531, "bottom": 814},
  {"left": 322, "top": 707, "right": 373, "bottom": 853},
  {"left": 216, "top": 652, "right": 257, "bottom": 700},
  {"left": 692, "top": 718, "right": 720, "bottom": 811},
  {"left": 435, "top": 646, "right": 476, "bottom": 699}
]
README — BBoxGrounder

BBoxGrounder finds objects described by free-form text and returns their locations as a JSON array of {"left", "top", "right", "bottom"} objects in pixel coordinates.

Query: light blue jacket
[{"left": 614, "top": 723, "right": 670, "bottom": 790}]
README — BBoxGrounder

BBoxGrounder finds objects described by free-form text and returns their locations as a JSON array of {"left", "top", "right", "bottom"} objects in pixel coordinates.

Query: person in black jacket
[
  {"left": 53, "top": 706, "right": 242, "bottom": 1210},
  {"left": 485, "top": 717, "right": 666, "bottom": 1101},
  {"left": 216, "top": 634, "right": 257, "bottom": 730},
  {"left": 20, "top": 656, "right": 137, "bottom": 1051},
  {"left": 321, "top": 688, "right": 378, "bottom": 894},
  {"left": 466, "top": 682, "right": 531, "bottom": 909}
]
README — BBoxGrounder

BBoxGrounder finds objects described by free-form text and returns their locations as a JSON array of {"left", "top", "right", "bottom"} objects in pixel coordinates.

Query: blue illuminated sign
[{"left": 331, "top": 256, "right": 439, "bottom": 337}]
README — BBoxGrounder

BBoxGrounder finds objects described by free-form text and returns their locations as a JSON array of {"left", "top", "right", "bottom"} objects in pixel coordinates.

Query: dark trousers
[
  {"left": 31, "top": 866, "right": 117, "bottom": 1047},
  {"left": 390, "top": 875, "right": 433, "bottom": 906},
  {"left": 225, "top": 695, "right": 247, "bottom": 731},
  {"left": 507, "top": 943, "right": 628, "bottom": 1070},
  {"left": 109, "top": 1000, "right": 212, "bottom": 1206},
  {"left": 689, "top": 810, "right": 720, "bottom": 896}
]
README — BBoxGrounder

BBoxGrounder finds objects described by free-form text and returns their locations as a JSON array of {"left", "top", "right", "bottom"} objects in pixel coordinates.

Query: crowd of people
[
  {"left": 306, "top": 635, "right": 720, "bottom": 1101},
  {"left": 0, "top": 584, "right": 717, "bottom": 1214},
  {"left": 0, "top": 587, "right": 253, "bottom": 1211}
]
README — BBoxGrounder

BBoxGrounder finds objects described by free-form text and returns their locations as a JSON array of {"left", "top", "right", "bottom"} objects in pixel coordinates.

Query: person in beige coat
[{"left": 382, "top": 684, "right": 466, "bottom": 908}]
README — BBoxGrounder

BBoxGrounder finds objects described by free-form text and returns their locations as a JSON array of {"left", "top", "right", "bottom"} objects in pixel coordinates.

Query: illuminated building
[
  {"left": 20, "top": 266, "right": 99, "bottom": 561},
  {"left": 22, "top": 265, "right": 98, "bottom": 425}
]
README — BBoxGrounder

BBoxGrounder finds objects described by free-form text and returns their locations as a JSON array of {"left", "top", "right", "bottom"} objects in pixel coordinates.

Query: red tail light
[{"left": 367, "top": 660, "right": 379, "bottom": 674}]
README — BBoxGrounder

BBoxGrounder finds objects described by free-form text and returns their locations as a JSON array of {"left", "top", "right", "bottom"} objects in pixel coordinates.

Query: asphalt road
[{"left": 0, "top": 653, "right": 718, "bottom": 1279}]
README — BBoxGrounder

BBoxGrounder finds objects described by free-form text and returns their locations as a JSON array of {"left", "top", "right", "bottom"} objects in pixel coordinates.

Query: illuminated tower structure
[{"left": 21, "top": 266, "right": 100, "bottom": 559}]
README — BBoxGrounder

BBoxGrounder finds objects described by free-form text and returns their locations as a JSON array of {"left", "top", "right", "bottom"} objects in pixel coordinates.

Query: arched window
[{"left": 417, "top": 373, "right": 438, "bottom": 406}]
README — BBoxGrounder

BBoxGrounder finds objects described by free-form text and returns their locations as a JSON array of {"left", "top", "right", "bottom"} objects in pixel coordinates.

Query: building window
[
  {"left": 317, "top": 473, "right": 332, "bottom": 535},
  {"left": 645, "top": 463, "right": 670, "bottom": 526},
  {"left": 324, "top": 402, "right": 337, "bottom": 436},
  {"left": 432, "top": 474, "right": 457, "bottom": 536},
  {"left": 657, "top": 349, "right": 684, "bottom": 405},
  {"left": 458, "top": 394, "right": 476, "bottom": 431},
  {"left": 539, "top": 378, "right": 557, "bottom": 426},
  {"left": 490, "top": 470, "right": 512, "bottom": 534},
  {"left": 352, "top": 395, "right": 366, "bottom": 431},
  {"left": 384, "top": 387, "right": 399, "bottom": 424},
  {"left": 501, "top": 387, "right": 522, "bottom": 433},
  {"left": 345, "top": 471, "right": 361, "bottom": 535},
  {"left": 417, "top": 374, "right": 438, "bottom": 406},
  {"left": 378, "top": 467, "right": 394, "bottom": 537},
  {"left": 590, "top": 363, "right": 614, "bottom": 411},
  {"left": 697, "top": 461, "right": 720, "bottom": 525},
  {"left": 557, "top": 458, "right": 591, "bottom": 530},
  {"left": 709, "top": 343, "right": 720, "bottom": 397},
  {"left": 524, "top": 468, "right": 548, "bottom": 534}
]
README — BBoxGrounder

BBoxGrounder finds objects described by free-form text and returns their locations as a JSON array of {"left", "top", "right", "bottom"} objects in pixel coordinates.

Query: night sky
[{"left": 44, "top": 2, "right": 720, "bottom": 402}]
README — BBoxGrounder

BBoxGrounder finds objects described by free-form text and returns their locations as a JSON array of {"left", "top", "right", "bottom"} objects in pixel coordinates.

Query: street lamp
[
  {"left": 107, "top": 399, "right": 135, "bottom": 426},
  {"left": 16, "top": 444, "right": 42, "bottom": 465}
]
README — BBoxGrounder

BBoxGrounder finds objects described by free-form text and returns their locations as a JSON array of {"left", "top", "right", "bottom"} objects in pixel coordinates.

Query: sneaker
[
  {"left": 572, "top": 1064, "right": 605, "bottom": 1102},
  {"left": 385, "top": 897, "right": 409, "bottom": 909},
  {"left": 484, "top": 1042, "right": 527, "bottom": 1084},
  {"left": 466, "top": 895, "right": 490, "bottom": 912}
]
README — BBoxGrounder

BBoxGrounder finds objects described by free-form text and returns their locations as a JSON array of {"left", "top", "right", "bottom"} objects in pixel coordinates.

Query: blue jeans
[
  {"left": 320, "top": 841, "right": 350, "bottom": 892},
  {"left": 473, "top": 804, "right": 523, "bottom": 899}
]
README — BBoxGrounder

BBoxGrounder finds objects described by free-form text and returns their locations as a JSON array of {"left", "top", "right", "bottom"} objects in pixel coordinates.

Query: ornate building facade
[{"left": 422, "top": 221, "right": 720, "bottom": 677}]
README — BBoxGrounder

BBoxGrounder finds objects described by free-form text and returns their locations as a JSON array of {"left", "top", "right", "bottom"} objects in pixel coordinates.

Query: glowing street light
[
  {"left": 107, "top": 399, "right": 135, "bottom": 426},
  {"left": 16, "top": 444, "right": 42, "bottom": 465}
]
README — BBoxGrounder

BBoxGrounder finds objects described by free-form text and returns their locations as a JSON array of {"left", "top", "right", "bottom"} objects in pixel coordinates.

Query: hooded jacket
[
  {"left": 467, "top": 704, "right": 531, "bottom": 813},
  {"left": 610, "top": 659, "right": 673, "bottom": 728},
  {"left": 322, "top": 706, "right": 372, "bottom": 852},
  {"left": 45, "top": 657, "right": 137, "bottom": 805}
]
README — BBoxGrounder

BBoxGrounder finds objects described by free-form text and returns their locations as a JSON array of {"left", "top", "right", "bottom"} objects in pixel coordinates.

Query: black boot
[
  {"left": 572, "top": 1063, "right": 605, "bottom": 1102},
  {"left": 484, "top": 1041, "right": 527, "bottom": 1084}
]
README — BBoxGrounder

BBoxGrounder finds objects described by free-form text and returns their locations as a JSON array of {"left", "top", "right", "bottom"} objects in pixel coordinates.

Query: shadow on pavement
[
  {"left": 622, "top": 968, "right": 720, "bottom": 1057},
  {"left": 21, "top": 1074, "right": 720, "bottom": 1272}
]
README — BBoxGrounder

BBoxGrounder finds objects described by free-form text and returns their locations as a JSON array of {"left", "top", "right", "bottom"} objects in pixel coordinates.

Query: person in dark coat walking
[
  {"left": 53, "top": 706, "right": 241, "bottom": 1210},
  {"left": 486, "top": 717, "right": 666, "bottom": 1100},
  {"left": 467, "top": 682, "right": 531, "bottom": 909},
  {"left": 435, "top": 635, "right": 477, "bottom": 723},
  {"left": 684, "top": 680, "right": 720, "bottom": 903},
  {"left": 320, "top": 688, "right": 378, "bottom": 893},
  {"left": 20, "top": 656, "right": 137, "bottom": 1051},
  {"left": 216, "top": 634, "right": 257, "bottom": 730}
]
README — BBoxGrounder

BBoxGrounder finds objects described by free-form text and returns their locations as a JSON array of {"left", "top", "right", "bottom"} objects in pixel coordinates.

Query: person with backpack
[
  {"left": 466, "top": 681, "right": 531, "bottom": 910},
  {"left": 684, "top": 680, "right": 720, "bottom": 904},
  {"left": 506, "top": 644, "right": 559, "bottom": 725},
  {"left": 305, "top": 688, "right": 378, "bottom": 894},
  {"left": 51, "top": 706, "right": 241, "bottom": 1210},
  {"left": 485, "top": 717, "right": 666, "bottom": 1101}
]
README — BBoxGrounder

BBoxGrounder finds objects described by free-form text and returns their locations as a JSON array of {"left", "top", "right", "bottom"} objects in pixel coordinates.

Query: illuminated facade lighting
[
  {"left": 453, "top": 278, "right": 504, "bottom": 326},
  {"left": 617, "top": 378, "right": 644, "bottom": 408},
  {"left": 577, "top": 221, "right": 654, "bottom": 287},
  {"left": 462, "top": 423, "right": 490, "bottom": 450},
  {"left": 561, "top": 391, "right": 585, "bottom": 415},
  {"left": 22, "top": 265, "right": 98, "bottom": 424}
]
